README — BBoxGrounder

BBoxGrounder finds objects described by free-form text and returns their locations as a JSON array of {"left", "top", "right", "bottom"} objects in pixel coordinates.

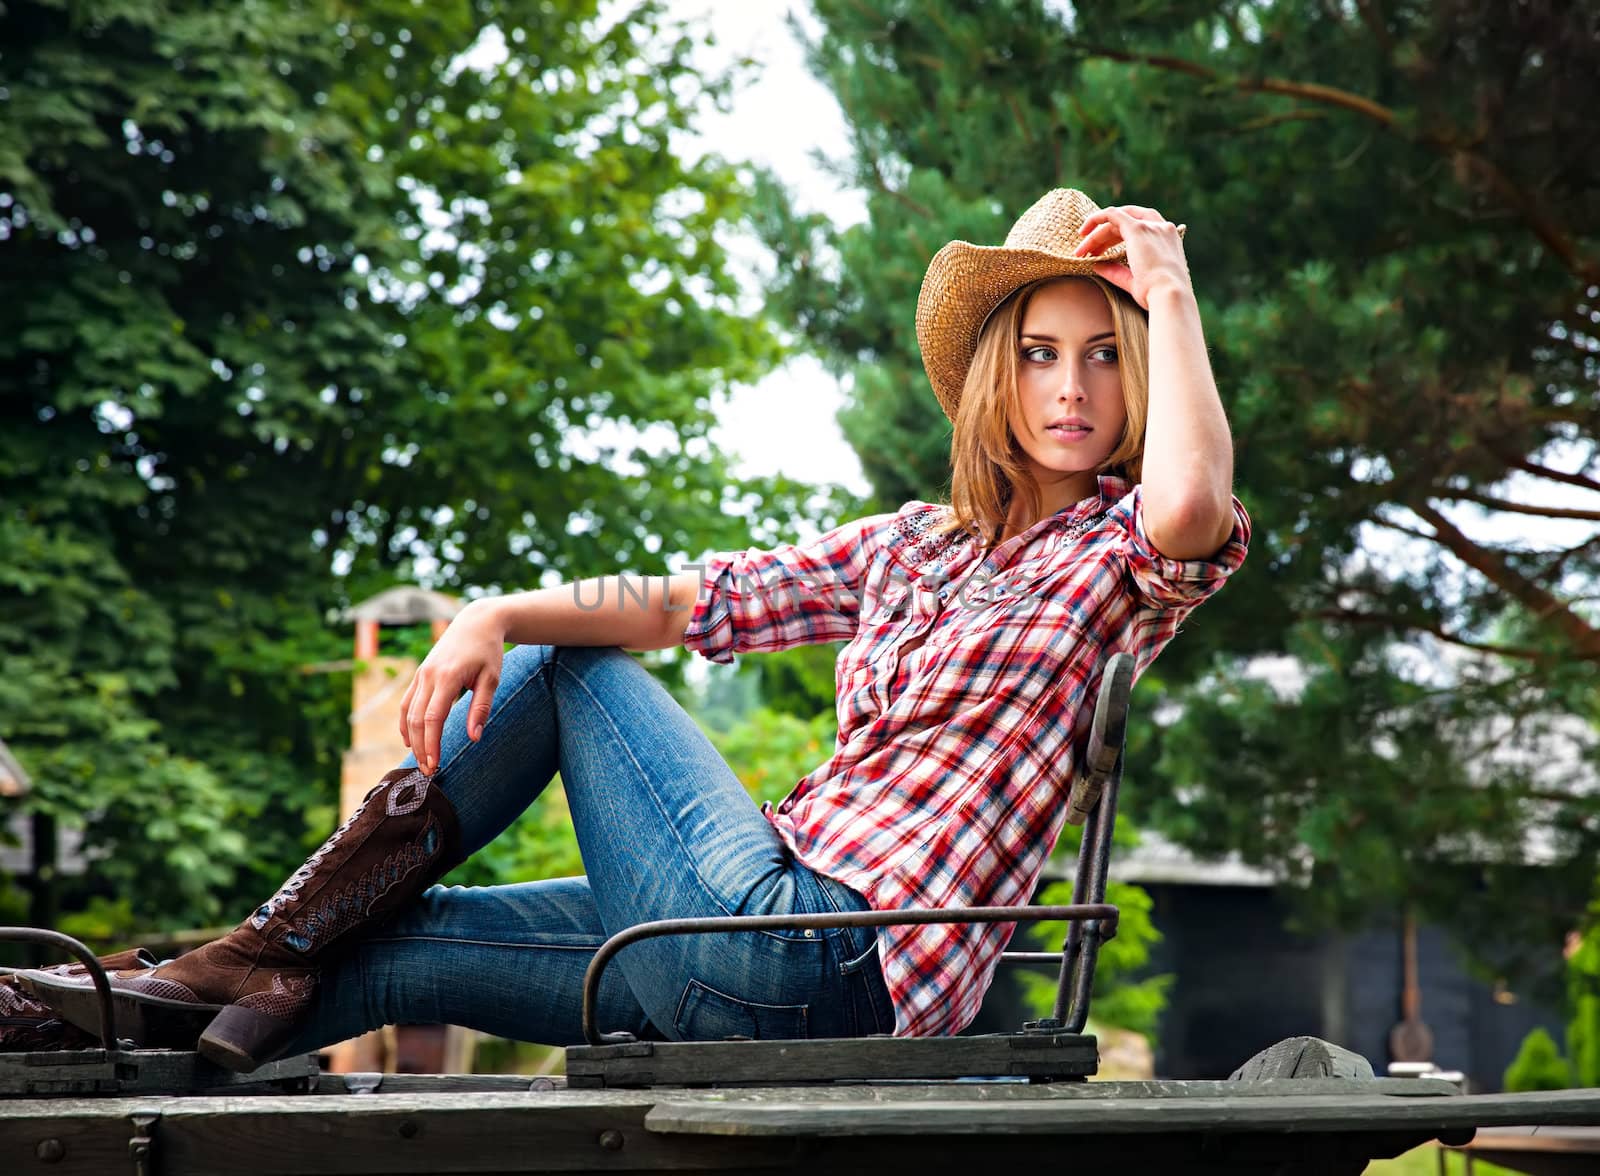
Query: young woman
[{"left": 16, "top": 188, "right": 1249, "bottom": 1069}]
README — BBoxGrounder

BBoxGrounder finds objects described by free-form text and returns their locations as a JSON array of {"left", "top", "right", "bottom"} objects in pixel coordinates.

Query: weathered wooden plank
[
  {"left": 0, "top": 1110, "right": 131, "bottom": 1174},
  {"left": 566, "top": 1033, "right": 1098, "bottom": 1088},
  {"left": 612, "top": 1076, "right": 1457, "bottom": 1102},
  {"left": 642, "top": 1088, "right": 1600, "bottom": 1137},
  {"left": 311, "top": 1072, "right": 564, "bottom": 1095},
  {"left": 3, "top": 1084, "right": 1593, "bottom": 1175},
  {"left": 0, "top": 1047, "right": 319, "bottom": 1097},
  {"left": 0, "top": 1093, "right": 793, "bottom": 1174},
  {"left": 1458, "top": 1125, "right": 1600, "bottom": 1153}
]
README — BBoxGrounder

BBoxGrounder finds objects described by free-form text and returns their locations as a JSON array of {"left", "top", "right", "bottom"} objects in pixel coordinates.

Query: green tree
[
  {"left": 1503, "top": 920, "right": 1600, "bottom": 1092},
  {"left": 0, "top": 0, "right": 818, "bottom": 938},
  {"left": 756, "top": 0, "right": 1600, "bottom": 986},
  {"left": 1504, "top": 1026, "right": 1572, "bottom": 1092}
]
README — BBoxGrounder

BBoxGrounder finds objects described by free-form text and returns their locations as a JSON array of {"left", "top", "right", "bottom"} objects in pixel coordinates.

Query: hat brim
[{"left": 914, "top": 233, "right": 1178, "bottom": 422}]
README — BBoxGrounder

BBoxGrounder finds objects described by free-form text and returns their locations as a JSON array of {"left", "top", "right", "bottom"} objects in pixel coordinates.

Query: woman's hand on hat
[{"left": 1073, "top": 205, "right": 1192, "bottom": 310}]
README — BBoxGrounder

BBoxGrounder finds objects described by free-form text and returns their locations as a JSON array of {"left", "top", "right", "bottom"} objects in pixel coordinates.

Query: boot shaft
[{"left": 250, "top": 767, "right": 460, "bottom": 960}]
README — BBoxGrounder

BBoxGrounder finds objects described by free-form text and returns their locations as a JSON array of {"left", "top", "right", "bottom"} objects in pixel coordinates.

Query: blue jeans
[{"left": 278, "top": 644, "right": 896, "bottom": 1052}]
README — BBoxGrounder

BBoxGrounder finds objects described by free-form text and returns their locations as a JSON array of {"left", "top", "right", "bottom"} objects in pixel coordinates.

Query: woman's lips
[{"left": 1046, "top": 424, "right": 1093, "bottom": 442}]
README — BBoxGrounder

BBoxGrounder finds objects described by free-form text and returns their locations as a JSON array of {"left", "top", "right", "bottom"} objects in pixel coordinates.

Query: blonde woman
[{"left": 19, "top": 189, "right": 1248, "bottom": 1066}]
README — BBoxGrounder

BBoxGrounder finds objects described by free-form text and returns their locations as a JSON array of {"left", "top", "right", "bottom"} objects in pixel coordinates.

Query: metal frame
[
  {"left": 565, "top": 653, "right": 1135, "bottom": 1083},
  {"left": 0, "top": 928, "right": 321, "bottom": 1097},
  {"left": 0, "top": 927, "right": 120, "bottom": 1049},
  {"left": 580, "top": 902, "right": 1121, "bottom": 1045}
]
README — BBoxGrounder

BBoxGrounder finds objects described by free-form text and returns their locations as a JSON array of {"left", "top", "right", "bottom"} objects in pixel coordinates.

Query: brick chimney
[{"left": 329, "top": 587, "right": 475, "bottom": 1075}]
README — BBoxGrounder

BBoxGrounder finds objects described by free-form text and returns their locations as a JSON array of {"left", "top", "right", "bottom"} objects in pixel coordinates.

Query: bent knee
[{"left": 549, "top": 644, "right": 635, "bottom": 674}]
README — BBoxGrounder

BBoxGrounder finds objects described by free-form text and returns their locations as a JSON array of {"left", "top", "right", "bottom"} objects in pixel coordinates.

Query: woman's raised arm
[{"left": 1075, "top": 205, "right": 1236, "bottom": 561}]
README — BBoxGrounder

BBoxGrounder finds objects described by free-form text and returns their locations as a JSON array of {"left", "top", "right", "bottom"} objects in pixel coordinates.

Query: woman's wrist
[
  {"left": 1145, "top": 276, "right": 1198, "bottom": 314},
  {"left": 460, "top": 595, "right": 513, "bottom": 642}
]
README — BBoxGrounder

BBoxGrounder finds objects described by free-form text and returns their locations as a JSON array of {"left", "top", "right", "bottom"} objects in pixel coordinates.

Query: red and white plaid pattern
[{"left": 683, "top": 475, "right": 1250, "bottom": 1036}]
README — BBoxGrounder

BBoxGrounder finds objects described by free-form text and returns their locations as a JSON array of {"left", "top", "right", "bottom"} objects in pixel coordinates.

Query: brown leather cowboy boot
[
  {"left": 22, "top": 767, "right": 461, "bottom": 1072},
  {"left": 1, "top": 948, "right": 160, "bottom": 1052}
]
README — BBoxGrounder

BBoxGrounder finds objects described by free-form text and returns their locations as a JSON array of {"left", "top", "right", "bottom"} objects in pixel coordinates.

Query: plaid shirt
[{"left": 682, "top": 475, "right": 1250, "bottom": 1036}]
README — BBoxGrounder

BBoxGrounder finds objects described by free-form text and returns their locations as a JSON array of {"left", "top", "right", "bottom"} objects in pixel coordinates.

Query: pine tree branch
[
  {"left": 1063, "top": 40, "right": 1399, "bottom": 126},
  {"left": 1310, "top": 607, "right": 1566, "bottom": 662},
  {"left": 1062, "top": 40, "right": 1600, "bottom": 285},
  {"left": 1539, "top": 534, "right": 1600, "bottom": 582},
  {"left": 1409, "top": 500, "right": 1600, "bottom": 656},
  {"left": 1226, "top": 110, "right": 1332, "bottom": 135},
  {"left": 1006, "top": 93, "right": 1036, "bottom": 145},
  {"left": 1441, "top": 490, "right": 1600, "bottom": 522},
  {"left": 1370, "top": 516, "right": 1437, "bottom": 545},
  {"left": 1353, "top": 0, "right": 1394, "bottom": 57},
  {"left": 1489, "top": 450, "right": 1600, "bottom": 495},
  {"left": 865, "top": 157, "right": 932, "bottom": 220}
]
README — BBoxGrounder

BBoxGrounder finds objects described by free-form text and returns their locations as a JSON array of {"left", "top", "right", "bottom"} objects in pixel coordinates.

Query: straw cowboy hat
[{"left": 915, "top": 188, "right": 1185, "bottom": 422}]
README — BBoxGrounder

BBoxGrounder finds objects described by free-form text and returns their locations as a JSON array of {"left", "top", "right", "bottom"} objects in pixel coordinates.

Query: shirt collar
[{"left": 1093, "top": 473, "right": 1133, "bottom": 509}]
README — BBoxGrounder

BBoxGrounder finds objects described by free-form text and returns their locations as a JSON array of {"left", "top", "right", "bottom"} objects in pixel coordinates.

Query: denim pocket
[
  {"left": 672, "top": 979, "right": 810, "bottom": 1042},
  {"left": 838, "top": 938, "right": 894, "bottom": 1037}
]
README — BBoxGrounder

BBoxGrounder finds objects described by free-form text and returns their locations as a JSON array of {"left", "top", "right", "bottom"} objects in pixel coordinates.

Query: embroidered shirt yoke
[{"left": 682, "top": 475, "right": 1251, "bottom": 1036}]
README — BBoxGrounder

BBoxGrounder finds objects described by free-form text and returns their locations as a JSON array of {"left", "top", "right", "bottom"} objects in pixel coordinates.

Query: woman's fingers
[
  {"left": 1074, "top": 222, "right": 1123, "bottom": 257},
  {"left": 422, "top": 692, "right": 450, "bottom": 777},
  {"left": 398, "top": 674, "right": 419, "bottom": 746},
  {"left": 1075, "top": 212, "right": 1183, "bottom": 261},
  {"left": 1092, "top": 260, "right": 1135, "bottom": 295},
  {"left": 467, "top": 666, "right": 499, "bottom": 742},
  {"left": 1080, "top": 204, "right": 1164, "bottom": 235},
  {"left": 407, "top": 672, "right": 435, "bottom": 773}
]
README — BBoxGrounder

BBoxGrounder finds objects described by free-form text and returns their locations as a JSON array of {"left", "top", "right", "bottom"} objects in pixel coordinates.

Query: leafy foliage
[
  {"left": 1504, "top": 1026, "right": 1573, "bottom": 1092},
  {"left": 0, "top": 0, "right": 814, "bottom": 936}
]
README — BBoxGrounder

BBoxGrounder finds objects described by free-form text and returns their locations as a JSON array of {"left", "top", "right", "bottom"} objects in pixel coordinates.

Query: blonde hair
[{"left": 930, "top": 276, "right": 1149, "bottom": 548}]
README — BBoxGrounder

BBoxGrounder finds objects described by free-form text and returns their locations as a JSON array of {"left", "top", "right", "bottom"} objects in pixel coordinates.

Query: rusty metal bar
[
  {"left": 0, "top": 926, "right": 119, "bottom": 1049},
  {"left": 1053, "top": 653, "right": 1132, "bottom": 1031},
  {"left": 581, "top": 903, "right": 1120, "bottom": 1045}
]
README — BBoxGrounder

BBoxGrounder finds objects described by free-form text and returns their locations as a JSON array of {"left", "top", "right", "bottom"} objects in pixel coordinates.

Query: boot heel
[{"left": 198, "top": 1004, "right": 296, "bottom": 1073}]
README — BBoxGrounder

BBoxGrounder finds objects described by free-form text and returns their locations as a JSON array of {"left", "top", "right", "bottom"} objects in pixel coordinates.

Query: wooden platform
[
  {"left": 7, "top": 1078, "right": 1600, "bottom": 1175},
  {"left": 1452, "top": 1124, "right": 1600, "bottom": 1176}
]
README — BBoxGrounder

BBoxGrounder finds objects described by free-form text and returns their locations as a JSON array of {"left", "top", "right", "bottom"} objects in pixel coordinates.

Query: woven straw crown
[{"left": 915, "top": 188, "right": 1181, "bottom": 422}]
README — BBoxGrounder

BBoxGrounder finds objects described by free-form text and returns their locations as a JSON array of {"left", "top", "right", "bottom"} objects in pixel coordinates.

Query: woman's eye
[
  {"left": 1089, "top": 345, "right": 1119, "bottom": 364},
  {"left": 1022, "top": 346, "right": 1057, "bottom": 363}
]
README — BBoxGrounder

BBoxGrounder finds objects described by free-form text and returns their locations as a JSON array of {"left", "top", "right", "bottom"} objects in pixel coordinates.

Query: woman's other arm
[
  {"left": 399, "top": 570, "right": 703, "bottom": 774},
  {"left": 478, "top": 569, "right": 704, "bottom": 652}
]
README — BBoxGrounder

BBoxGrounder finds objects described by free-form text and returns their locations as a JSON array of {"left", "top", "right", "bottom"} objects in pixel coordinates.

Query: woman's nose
[{"left": 1057, "top": 366, "right": 1088, "bottom": 401}]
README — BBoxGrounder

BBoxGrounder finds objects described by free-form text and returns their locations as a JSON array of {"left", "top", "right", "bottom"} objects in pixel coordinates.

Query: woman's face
[{"left": 1009, "top": 278, "right": 1128, "bottom": 507}]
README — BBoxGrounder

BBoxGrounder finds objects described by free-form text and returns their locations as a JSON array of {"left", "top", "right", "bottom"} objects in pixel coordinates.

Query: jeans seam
[
  {"left": 361, "top": 934, "right": 602, "bottom": 951},
  {"left": 436, "top": 650, "right": 551, "bottom": 779},
  {"left": 551, "top": 657, "right": 740, "bottom": 922}
]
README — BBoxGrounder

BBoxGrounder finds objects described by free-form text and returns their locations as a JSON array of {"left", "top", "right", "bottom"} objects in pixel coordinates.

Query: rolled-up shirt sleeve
[
  {"left": 682, "top": 510, "right": 899, "bottom": 665},
  {"left": 1115, "top": 486, "right": 1251, "bottom": 611}
]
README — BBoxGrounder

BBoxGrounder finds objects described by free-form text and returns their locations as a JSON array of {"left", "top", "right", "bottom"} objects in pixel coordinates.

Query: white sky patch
[
  {"left": 667, "top": 0, "right": 870, "bottom": 510},
  {"left": 430, "top": 2, "right": 872, "bottom": 527}
]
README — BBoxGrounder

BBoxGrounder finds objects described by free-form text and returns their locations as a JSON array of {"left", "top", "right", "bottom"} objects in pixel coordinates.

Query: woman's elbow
[{"left": 1144, "top": 495, "right": 1235, "bottom": 561}]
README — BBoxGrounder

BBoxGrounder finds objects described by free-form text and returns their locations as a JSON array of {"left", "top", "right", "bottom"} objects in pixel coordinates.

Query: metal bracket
[{"left": 128, "top": 1109, "right": 160, "bottom": 1176}]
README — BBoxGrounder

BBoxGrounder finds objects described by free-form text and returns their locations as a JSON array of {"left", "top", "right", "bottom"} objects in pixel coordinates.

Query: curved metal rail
[
  {"left": 581, "top": 652, "right": 1138, "bottom": 1048},
  {"left": 580, "top": 902, "right": 1120, "bottom": 1045},
  {"left": 0, "top": 926, "right": 120, "bottom": 1049}
]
